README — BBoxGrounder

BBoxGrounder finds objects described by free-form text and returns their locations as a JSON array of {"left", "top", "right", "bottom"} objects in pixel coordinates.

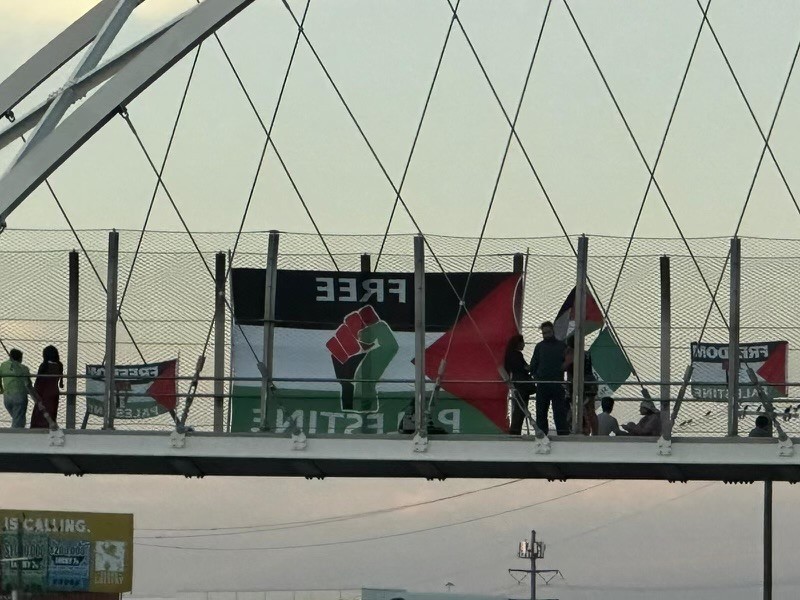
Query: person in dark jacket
[
  {"left": 30, "top": 345, "right": 63, "bottom": 428},
  {"left": 530, "top": 321, "right": 568, "bottom": 435},
  {"left": 749, "top": 415, "right": 772, "bottom": 437},
  {"left": 504, "top": 334, "right": 534, "bottom": 435}
]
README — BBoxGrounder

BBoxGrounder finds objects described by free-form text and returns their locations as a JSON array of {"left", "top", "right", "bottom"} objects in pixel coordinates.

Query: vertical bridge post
[
  {"left": 728, "top": 237, "right": 741, "bottom": 436},
  {"left": 571, "top": 236, "right": 588, "bottom": 434},
  {"left": 213, "top": 251, "right": 226, "bottom": 433},
  {"left": 66, "top": 250, "right": 79, "bottom": 429},
  {"left": 660, "top": 255, "right": 671, "bottom": 439},
  {"left": 259, "top": 230, "right": 279, "bottom": 431},
  {"left": 102, "top": 230, "right": 119, "bottom": 430},
  {"left": 414, "top": 235, "right": 426, "bottom": 437}
]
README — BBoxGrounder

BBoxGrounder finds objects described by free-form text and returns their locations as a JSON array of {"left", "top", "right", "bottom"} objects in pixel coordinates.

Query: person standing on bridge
[
  {"left": 530, "top": 321, "right": 568, "bottom": 435},
  {"left": 30, "top": 345, "right": 63, "bottom": 429},
  {"left": 0, "top": 349, "right": 31, "bottom": 428},
  {"left": 505, "top": 334, "right": 534, "bottom": 435}
]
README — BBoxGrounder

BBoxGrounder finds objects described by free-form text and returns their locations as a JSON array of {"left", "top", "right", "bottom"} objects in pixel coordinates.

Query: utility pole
[{"left": 509, "top": 530, "right": 562, "bottom": 600}]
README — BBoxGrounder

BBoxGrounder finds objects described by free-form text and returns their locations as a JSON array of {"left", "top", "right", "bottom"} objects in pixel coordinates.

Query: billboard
[
  {"left": 690, "top": 341, "right": 788, "bottom": 400},
  {"left": 0, "top": 510, "right": 133, "bottom": 594},
  {"left": 230, "top": 269, "right": 523, "bottom": 434},
  {"left": 85, "top": 360, "right": 177, "bottom": 419}
]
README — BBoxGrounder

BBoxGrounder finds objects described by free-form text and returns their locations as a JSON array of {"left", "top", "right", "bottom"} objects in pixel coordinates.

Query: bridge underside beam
[{"left": 0, "top": 431, "right": 797, "bottom": 482}]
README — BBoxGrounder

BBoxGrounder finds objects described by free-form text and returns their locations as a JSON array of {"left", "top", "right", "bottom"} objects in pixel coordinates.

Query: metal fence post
[
  {"left": 764, "top": 479, "right": 773, "bottom": 600},
  {"left": 660, "top": 255, "right": 671, "bottom": 439},
  {"left": 65, "top": 250, "right": 79, "bottom": 429},
  {"left": 213, "top": 251, "right": 226, "bottom": 433},
  {"left": 414, "top": 235, "right": 426, "bottom": 435},
  {"left": 512, "top": 253, "right": 524, "bottom": 274},
  {"left": 728, "top": 237, "right": 741, "bottom": 436},
  {"left": 102, "top": 230, "right": 119, "bottom": 430},
  {"left": 571, "top": 236, "right": 588, "bottom": 434},
  {"left": 259, "top": 230, "right": 279, "bottom": 431}
]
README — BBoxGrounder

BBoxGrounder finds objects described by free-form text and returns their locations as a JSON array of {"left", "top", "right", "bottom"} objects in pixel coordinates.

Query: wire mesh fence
[{"left": 0, "top": 228, "right": 795, "bottom": 436}]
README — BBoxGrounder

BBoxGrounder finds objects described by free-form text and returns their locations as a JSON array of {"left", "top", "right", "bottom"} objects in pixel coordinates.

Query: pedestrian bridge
[{"left": 1, "top": 429, "right": 796, "bottom": 483}]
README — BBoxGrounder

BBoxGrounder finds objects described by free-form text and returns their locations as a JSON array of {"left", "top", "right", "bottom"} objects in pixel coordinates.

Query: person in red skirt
[{"left": 30, "top": 345, "right": 63, "bottom": 428}]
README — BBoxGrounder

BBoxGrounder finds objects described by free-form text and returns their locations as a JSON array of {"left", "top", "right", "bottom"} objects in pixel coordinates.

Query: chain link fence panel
[{"left": 0, "top": 229, "right": 793, "bottom": 436}]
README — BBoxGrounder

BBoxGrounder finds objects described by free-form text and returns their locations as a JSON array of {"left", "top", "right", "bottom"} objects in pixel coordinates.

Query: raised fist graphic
[{"left": 326, "top": 305, "right": 399, "bottom": 412}]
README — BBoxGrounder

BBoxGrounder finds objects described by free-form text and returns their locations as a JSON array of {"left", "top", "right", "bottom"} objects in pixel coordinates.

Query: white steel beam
[
  {"left": 0, "top": 431, "right": 796, "bottom": 482},
  {"left": 0, "top": 9, "right": 187, "bottom": 152},
  {"left": 0, "top": 0, "right": 120, "bottom": 118},
  {"left": 0, "top": 0, "right": 257, "bottom": 225},
  {"left": 14, "top": 0, "right": 144, "bottom": 164}
]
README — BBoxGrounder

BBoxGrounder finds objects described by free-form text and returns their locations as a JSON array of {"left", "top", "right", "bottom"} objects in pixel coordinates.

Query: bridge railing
[{"left": 0, "top": 230, "right": 796, "bottom": 439}]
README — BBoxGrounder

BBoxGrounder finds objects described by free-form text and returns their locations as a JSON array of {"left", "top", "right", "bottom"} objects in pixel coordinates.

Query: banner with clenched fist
[{"left": 229, "top": 268, "right": 523, "bottom": 434}]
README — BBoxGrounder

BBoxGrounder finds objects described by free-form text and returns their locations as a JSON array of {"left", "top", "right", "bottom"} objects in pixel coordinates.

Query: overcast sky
[{"left": 1, "top": 1, "right": 800, "bottom": 599}]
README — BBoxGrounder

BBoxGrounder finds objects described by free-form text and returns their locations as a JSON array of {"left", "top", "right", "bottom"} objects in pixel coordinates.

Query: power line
[
  {"left": 135, "top": 481, "right": 611, "bottom": 551},
  {"left": 136, "top": 479, "right": 524, "bottom": 538}
]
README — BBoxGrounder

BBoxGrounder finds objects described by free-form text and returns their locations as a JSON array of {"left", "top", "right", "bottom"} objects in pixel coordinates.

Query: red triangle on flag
[
  {"left": 147, "top": 360, "right": 178, "bottom": 411},
  {"left": 756, "top": 342, "right": 788, "bottom": 396},
  {"left": 424, "top": 274, "right": 521, "bottom": 430}
]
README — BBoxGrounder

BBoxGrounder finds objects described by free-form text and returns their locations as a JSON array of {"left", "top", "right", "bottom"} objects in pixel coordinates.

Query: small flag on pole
[{"left": 553, "top": 287, "right": 604, "bottom": 341}]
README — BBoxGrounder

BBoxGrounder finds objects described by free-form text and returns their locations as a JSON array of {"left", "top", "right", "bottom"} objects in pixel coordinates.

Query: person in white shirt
[{"left": 597, "top": 397, "right": 624, "bottom": 436}]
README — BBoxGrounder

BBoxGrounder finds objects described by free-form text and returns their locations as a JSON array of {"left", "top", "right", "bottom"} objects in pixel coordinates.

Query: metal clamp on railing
[{"left": 745, "top": 367, "right": 794, "bottom": 456}]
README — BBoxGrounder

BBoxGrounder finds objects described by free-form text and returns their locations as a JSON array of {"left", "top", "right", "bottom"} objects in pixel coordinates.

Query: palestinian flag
[
  {"left": 553, "top": 287, "right": 604, "bottom": 341},
  {"left": 690, "top": 341, "right": 788, "bottom": 401},
  {"left": 589, "top": 327, "right": 632, "bottom": 396},
  {"left": 230, "top": 269, "right": 523, "bottom": 434},
  {"left": 85, "top": 359, "right": 177, "bottom": 419}
]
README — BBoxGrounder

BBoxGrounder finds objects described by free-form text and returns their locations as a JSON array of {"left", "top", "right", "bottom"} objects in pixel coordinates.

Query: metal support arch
[
  {"left": 102, "top": 230, "right": 119, "bottom": 430},
  {"left": 0, "top": 0, "right": 258, "bottom": 224},
  {"left": 0, "top": 0, "right": 120, "bottom": 118},
  {"left": 12, "top": 0, "right": 141, "bottom": 166}
]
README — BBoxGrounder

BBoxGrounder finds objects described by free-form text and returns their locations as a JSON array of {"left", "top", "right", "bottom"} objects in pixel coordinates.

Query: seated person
[
  {"left": 748, "top": 415, "right": 772, "bottom": 437},
  {"left": 597, "top": 396, "right": 623, "bottom": 436},
  {"left": 621, "top": 399, "right": 661, "bottom": 436}
]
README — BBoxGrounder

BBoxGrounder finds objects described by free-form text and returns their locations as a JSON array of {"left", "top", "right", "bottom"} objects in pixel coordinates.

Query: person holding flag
[{"left": 530, "top": 321, "right": 568, "bottom": 435}]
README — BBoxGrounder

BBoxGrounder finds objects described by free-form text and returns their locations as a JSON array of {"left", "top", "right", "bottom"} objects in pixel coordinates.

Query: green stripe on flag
[{"left": 589, "top": 328, "right": 632, "bottom": 395}]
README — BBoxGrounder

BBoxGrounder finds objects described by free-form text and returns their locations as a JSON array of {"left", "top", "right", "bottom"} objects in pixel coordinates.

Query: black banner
[{"left": 232, "top": 269, "right": 515, "bottom": 332}]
